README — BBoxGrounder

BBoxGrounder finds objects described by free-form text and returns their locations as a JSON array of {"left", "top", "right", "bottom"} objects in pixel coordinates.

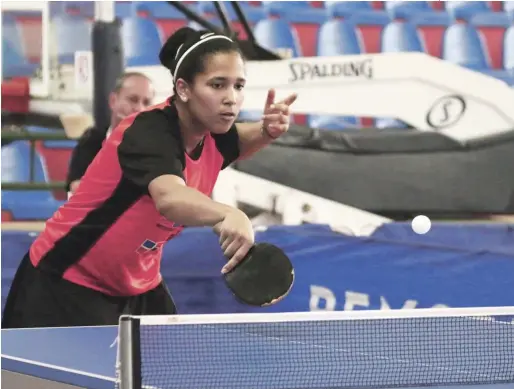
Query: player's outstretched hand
[
  {"left": 214, "top": 210, "right": 255, "bottom": 274},
  {"left": 261, "top": 88, "right": 298, "bottom": 139}
]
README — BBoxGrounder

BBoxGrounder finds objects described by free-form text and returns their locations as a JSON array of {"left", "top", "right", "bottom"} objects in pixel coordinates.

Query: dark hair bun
[{"left": 159, "top": 27, "right": 198, "bottom": 72}]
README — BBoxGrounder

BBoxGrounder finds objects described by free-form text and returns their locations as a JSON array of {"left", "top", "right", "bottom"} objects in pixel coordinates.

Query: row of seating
[
  {"left": 3, "top": 3, "right": 513, "bottom": 75},
  {"left": 45, "top": 1, "right": 514, "bottom": 21},
  {"left": 1, "top": 138, "right": 70, "bottom": 221}
]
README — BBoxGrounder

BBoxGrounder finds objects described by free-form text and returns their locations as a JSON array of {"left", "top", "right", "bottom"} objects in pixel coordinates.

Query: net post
[{"left": 118, "top": 315, "right": 142, "bottom": 389}]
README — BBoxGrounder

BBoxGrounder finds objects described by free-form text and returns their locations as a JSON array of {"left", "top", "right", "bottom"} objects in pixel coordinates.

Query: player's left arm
[{"left": 235, "top": 89, "right": 298, "bottom": 160}]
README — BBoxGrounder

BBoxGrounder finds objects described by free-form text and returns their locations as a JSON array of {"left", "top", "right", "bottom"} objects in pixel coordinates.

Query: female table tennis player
[{"left": 2, "top": 27, "right": 297, "bottom": 328}]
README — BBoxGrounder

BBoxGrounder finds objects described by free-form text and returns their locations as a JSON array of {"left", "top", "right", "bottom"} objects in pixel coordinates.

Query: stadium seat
[
  {"left": 253, "top": 18, "right": 302, "bottom": 57},
  {"left": 309, "top": 20, "right": 361, "bottom": 130},
  {"left": 1, "top": 142, "right": 64, "bottom": 220},
  {"left": 317, "top": 20, "right": 362, "bottom": 56},
  {"left": 505, "top": 1, "right": 514, "bottom": 17},
  {"left": 384, "top": 1, "right": 433, "bottom": 19},
  {"left": 470, "top": 12, "right": 511, "bottom": 69},
  {"left": 260, "top": 1, "right": 326, "bottom": 57},
  {"left": 137, "top": 2, "right": 189, "bottom": 38},
  {"left": 195, "top": 1, "right": 265, "bottom": 23},
  {"left": 442, "top": 23, "right": 489, "bottom": 70},
  {"left": 237, "top": 110, "right": 263, "bottom": 122},
  {"left": 505, "top": 26, "right": 514, "bottom": 70},
  {"left": 309, "top": 115, "right": 360, "bottom": 131},
  {"left": 377, "top": 21, "right": 423, "bottom": 129},
  {"left": 381, "top": 21, "right": 425, "bottom": 52},
  {"left": 121, "top": 17, "right": 163, "bottom": 66},
  {"left": 2, "top": 38, "right": 37, "bottom": 79},
  {"left": 2, "top": 14, "right": 27, "bottom": 58},
  {"left": 53, "top": 15, "right": 92, "bottom": 64},
  {"left": 445, "top": 1, "right": 492, "bottom": 22},
  {"left": 325, "top": 1, "right": 374, "bottom": 17},
  {"left": 325, "top": 7, "right": 390, "bottom": 54},
  {"left": 483, "top": 25, "right": 514, "bottom": 85},
  {"left": 263, "top": 1, "right": 327, "bottom": 23}
]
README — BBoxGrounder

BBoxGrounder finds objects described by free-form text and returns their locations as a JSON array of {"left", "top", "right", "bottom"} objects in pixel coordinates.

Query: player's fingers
[
  {"left": 262, "top": 113, "right": 288, "bottom": 123},
  {"left": 220, "top": 235, "right": 235, "bottom": 252},
  {"left": 218, "top": 229, "right": 230, "bottom": 246},
  {"left": 264, "top": 88, "right": 275, "bottom": 110},
  {"left": 222, "top": 242, "right": 252, "bottom": 274},
  {"left": 268, "top": 123, "right": 288, "bottom": 132},
  {"left": 279, "top": 93, "right": 298, "bottom": 107},
  {"left": 267, "top": 103, "right": 290, "bottom": 116},
  {"left": 213, "top": 222, "right": 223, "bottom": 236},
  {"left": 223, "top": 238, "right": 242, "bottom": 258}
]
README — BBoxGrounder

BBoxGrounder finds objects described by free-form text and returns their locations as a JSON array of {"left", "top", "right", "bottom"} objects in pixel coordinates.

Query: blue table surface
[{"left": 1, "top": 326, "right": 118, "bottom": 389}]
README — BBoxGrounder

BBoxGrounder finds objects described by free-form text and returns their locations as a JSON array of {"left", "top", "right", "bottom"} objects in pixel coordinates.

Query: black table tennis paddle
[{"left": 223, "top": 243, "right": 294, "bottom": 307}]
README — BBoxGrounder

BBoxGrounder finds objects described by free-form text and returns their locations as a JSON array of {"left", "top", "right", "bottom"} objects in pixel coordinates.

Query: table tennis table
[{"left": 1, "top": 325, "right": 513, "bottom": 389}]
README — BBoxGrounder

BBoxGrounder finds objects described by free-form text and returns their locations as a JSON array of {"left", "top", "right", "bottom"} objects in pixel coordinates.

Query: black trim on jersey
[
  {"left": 118, "top": 108, "right": 186, "bottom": 192},
  {"left": 212, "top": 124, "right": 240, "bottom": 169},
  {"left": 161, "top": 98, "right": 241, "bottom": 170},
  {"left": 37, "top": 176, "right": 144, "bottom": 276}
]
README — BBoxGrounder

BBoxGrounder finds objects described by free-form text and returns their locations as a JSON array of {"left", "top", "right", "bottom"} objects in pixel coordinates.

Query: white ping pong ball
[{"left": 411, "top": 215, "right": 431, "bottom": 235}]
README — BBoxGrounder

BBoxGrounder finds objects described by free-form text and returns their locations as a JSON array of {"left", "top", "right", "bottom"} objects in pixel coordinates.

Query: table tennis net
[{"left": 115, "top": 307, "right": 514, "bottom": 389}]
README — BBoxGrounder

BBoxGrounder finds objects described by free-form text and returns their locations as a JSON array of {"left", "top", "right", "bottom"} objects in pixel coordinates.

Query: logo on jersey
[{"left": 136, "top": 239, "right": 157, "bottom": 254}]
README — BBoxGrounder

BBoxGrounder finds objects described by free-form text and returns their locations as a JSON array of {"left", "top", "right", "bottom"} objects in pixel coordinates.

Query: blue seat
[
  {"left": 237, "top": 110, "right": 263, "bottom": 122},
  {"left": 375, "top": 117, "right": 410, "bottom": 129},
  {"left": 115, "top": 2, "right": 137, "bottom": 19},
  {"left": 326, "top": 2, "right": 391, "bottom": 25},
  {"left": 2, "top": 38, "right": 37, "bottom": 78},
  {"left": 384, "top": 1, "right": 433, "bottom": 18},
  {"left": 26, "top": 126, "right": 77, "bottom": 149},
  {"left": 309, "top": 20, "right": 361, "bottom": 130},
  {"left": 187, "top": 20, "right": 222, "bottom": 31},
  {"left": 262, "top": 1, "right": 327, "bottom": 24},
  {"left": 53, "top": 15, "right": 92, "bottom": 64},
  {"left": 309, "top": 115, "right": 359, "bottom": 131},
  {"left": 445, "top": 1, "right": 491, "bottom": 22},
  {"left": 470, "top": 12, "right": 511, "bottom": 27},
  {"left": 505, "top": 1, "right": 514, "bottom": 19},
  {"left": 196, "top": 1, "right": 264, "bottom": 24},
  {"left": 377, "top": 21, "right": 423, "bottom": 129},
  {"left": 2, "top": 14, "right": 26, "bottom": 58},
  {"left": 325, "top": 1, "right": 373, "bottom": 15},
  {"left": 442, "top": 24, "right": 489, "bottom": 70},
  {"left": 1, "top": 142, "right": 64, "bottom": 220},
  {"left": 121, "top": 17, "right": 163, "bottom": 66},
  {"left": 381, "top": 21, "right": 425, "bottom": 52},
  {"left": 504, "top": 26, "right": 514, "bottom": 70},
  {"left": 254, "top": 18, "right": 302, "bottom": 57},
  {"left": 383, "top": 0, "right": 451, "bottom": 25},
  {"left": 135, "top": 1, "right": 190, "bottom": 19},
  {"left": 483, "top": 26, "right": 514, "bottom": 85},
  {"left": 317, "top": 20, "right": 362, "bottom": 56}
]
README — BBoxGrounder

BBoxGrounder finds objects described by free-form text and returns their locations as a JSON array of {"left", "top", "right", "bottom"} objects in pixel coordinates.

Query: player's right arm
[
  {"left": 118, "top": 110, "right": 254, "bottom": 270},
  {"left": 148, "top": 174, "right": 234, "bottom": 228}
]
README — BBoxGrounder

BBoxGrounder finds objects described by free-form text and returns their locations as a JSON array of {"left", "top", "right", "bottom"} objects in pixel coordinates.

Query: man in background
[{"left": 66, "top": 72, "right": 155, "bottom": 194}]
